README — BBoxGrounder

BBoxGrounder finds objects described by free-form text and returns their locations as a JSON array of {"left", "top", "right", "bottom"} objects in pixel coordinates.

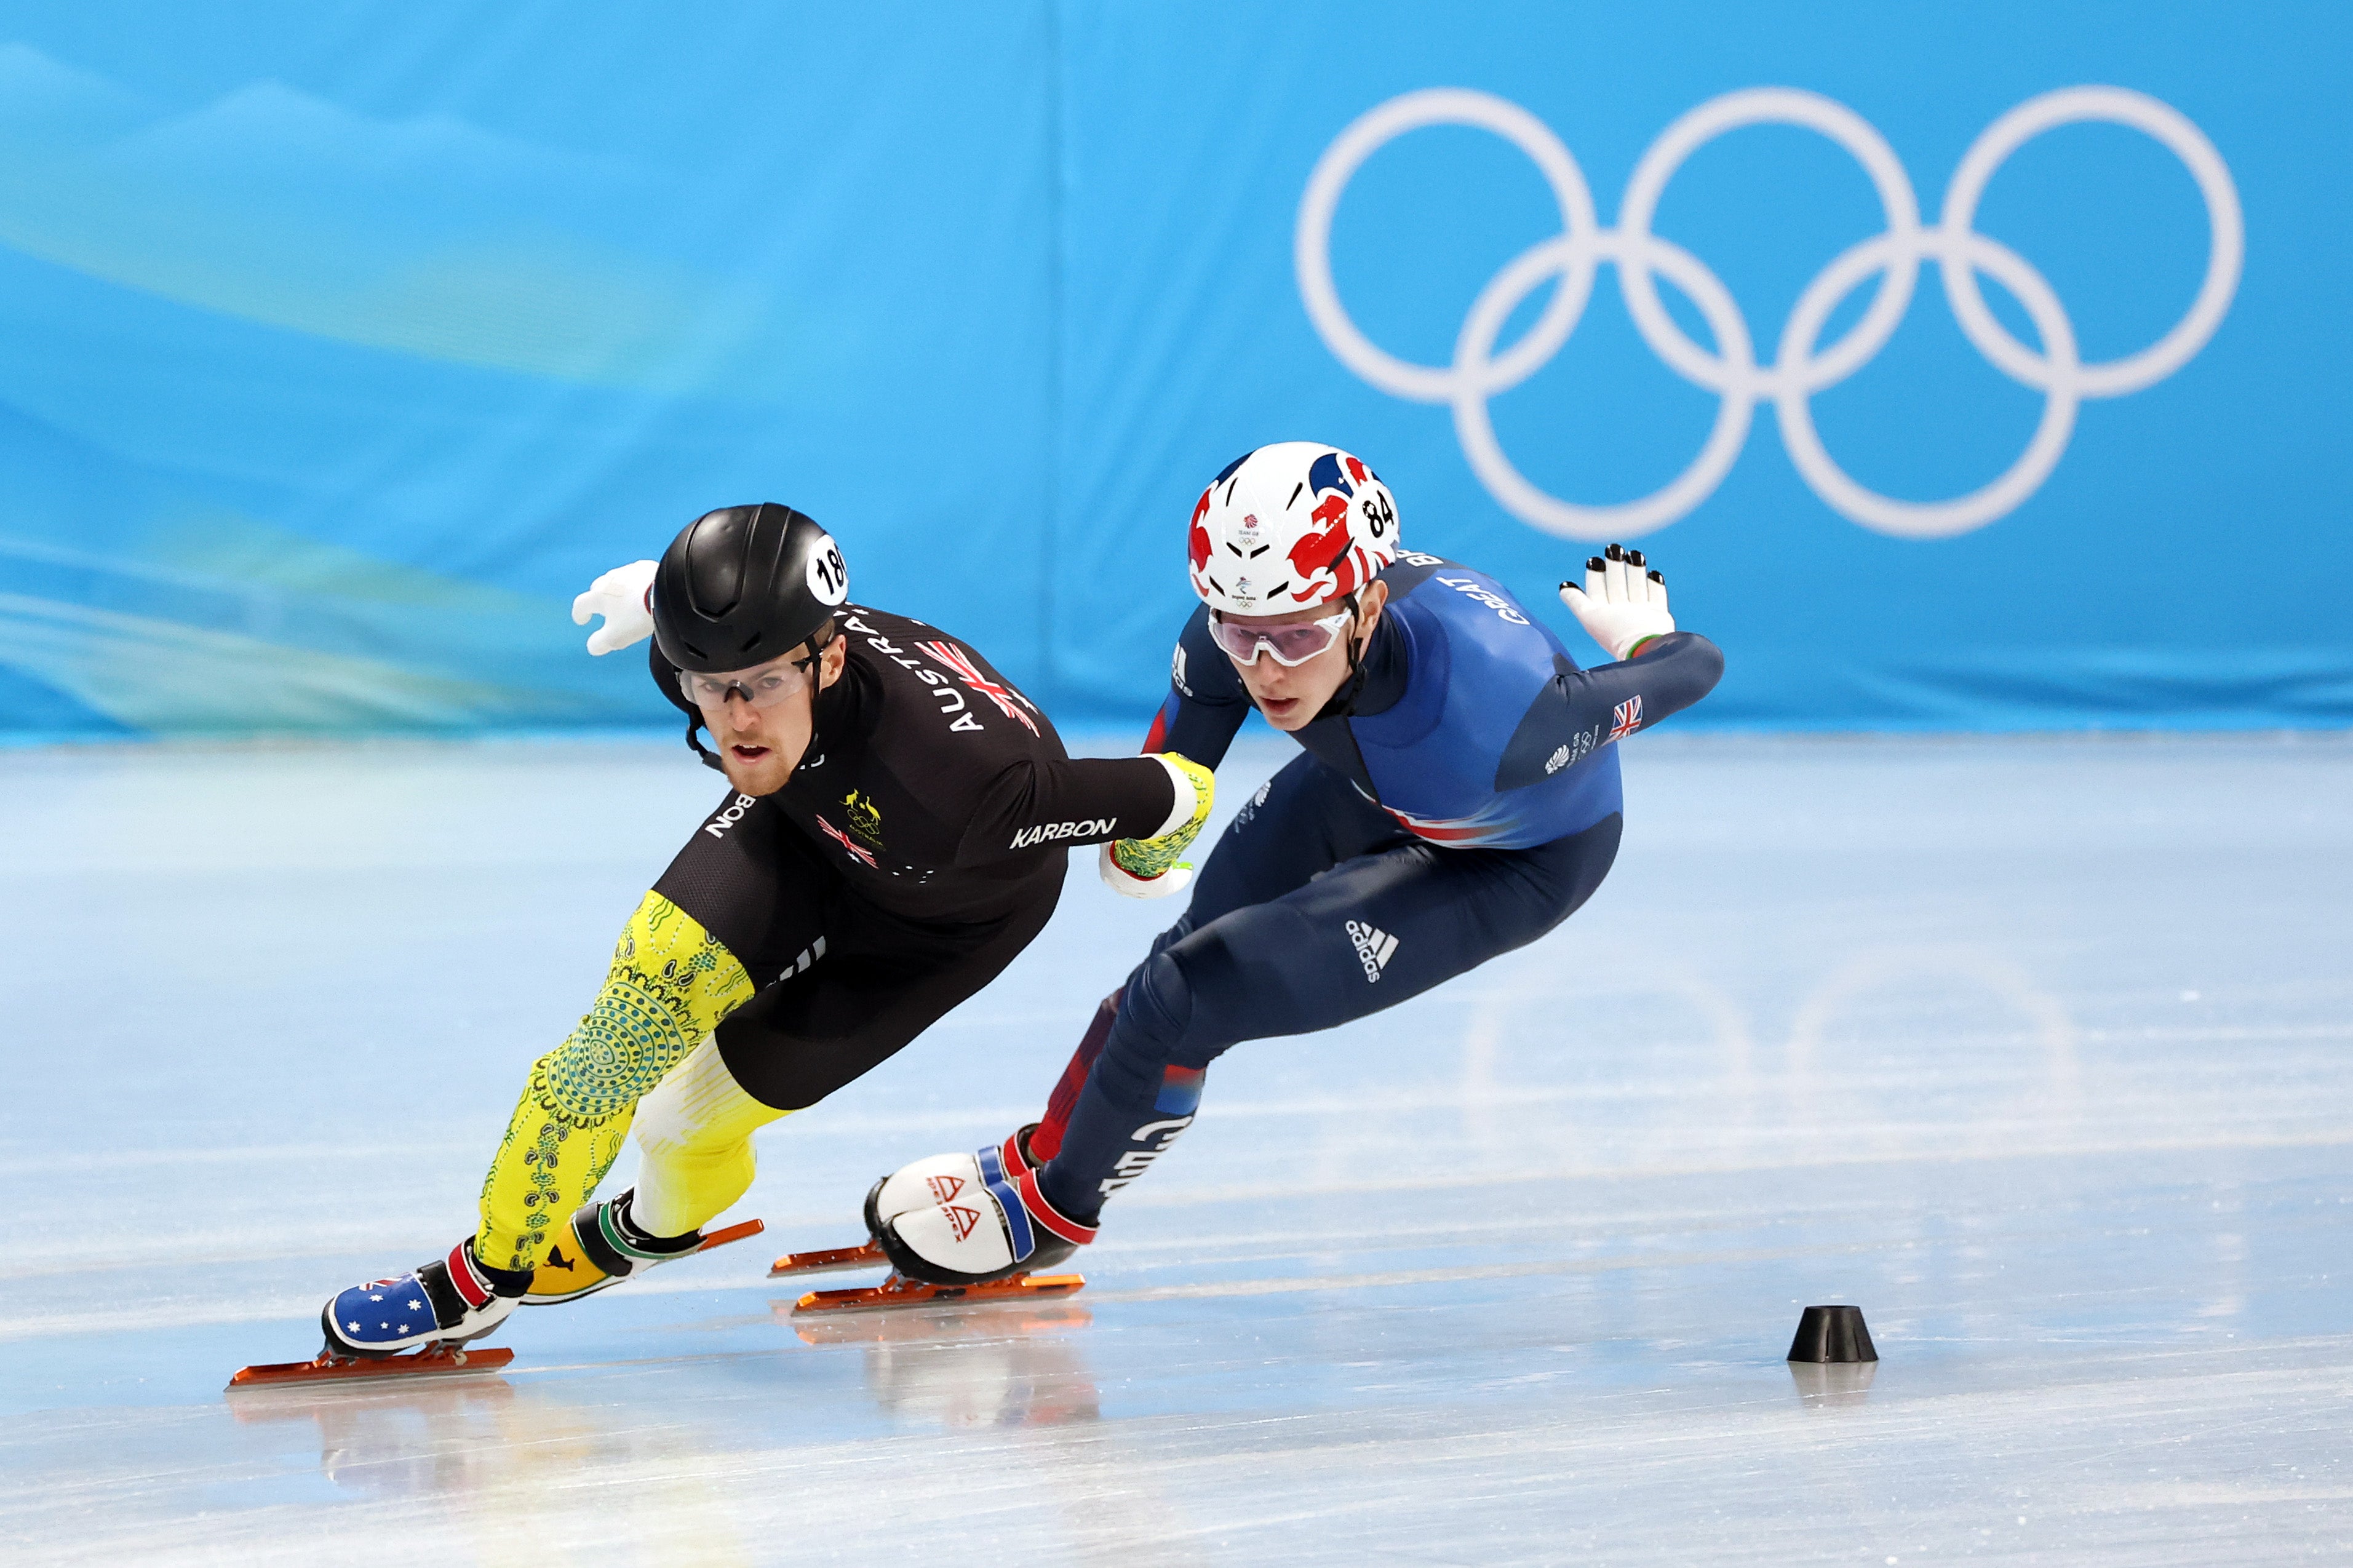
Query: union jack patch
[
  {"left": 814, "top": 813, "right": 879, "bottom": 867},
  {"left": 1609, "top": 695, "right": 1644, "bottom": 742},
  {"left": 916, "top": 639, "right": 1040, "bottom": 735}
]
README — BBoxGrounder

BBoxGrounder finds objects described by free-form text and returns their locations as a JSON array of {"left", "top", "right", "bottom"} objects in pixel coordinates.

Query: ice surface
[{"left": 2, "top": 732, "right": 2348, "bottom": 1564}]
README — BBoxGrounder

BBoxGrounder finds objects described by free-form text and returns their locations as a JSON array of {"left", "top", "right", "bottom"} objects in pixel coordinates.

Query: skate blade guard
[{"left": 228, "top": 1342, "right": 514, "bottom": 1391}]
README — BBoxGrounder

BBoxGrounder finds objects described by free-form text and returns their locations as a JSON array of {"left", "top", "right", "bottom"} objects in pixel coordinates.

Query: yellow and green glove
[{"left": 1099, "top": 752, "right": 1214, "bottom": 900}]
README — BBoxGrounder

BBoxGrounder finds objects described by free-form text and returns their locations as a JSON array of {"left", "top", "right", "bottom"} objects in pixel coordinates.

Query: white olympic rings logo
[{"left": 1296, "top": 86, "right": 2242, "bottom": 539}]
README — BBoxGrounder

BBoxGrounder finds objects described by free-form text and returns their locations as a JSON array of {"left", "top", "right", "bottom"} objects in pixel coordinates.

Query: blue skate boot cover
[{"left": 323, "top": 1240, "right": 520, "bottom": 1358}]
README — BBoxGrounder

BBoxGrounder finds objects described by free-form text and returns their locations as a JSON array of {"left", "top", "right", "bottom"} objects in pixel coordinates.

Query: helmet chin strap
[
  {"left": 1311, "top": 591, "right": 1370, "bottom": 723},
  {"left": 796, "top": 618, "right": 837, "bottom": 766},
  {"left": 680, "top": 618, "right": 840, "bottom": 776},
  {"left": 686, "top": 716, "right": 726, "bottom": 772}
]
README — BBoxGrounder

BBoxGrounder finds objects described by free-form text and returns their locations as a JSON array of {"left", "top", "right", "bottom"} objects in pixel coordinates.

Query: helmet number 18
[{"left": 806, "top": 539, "right": 850, "bottom": 606}]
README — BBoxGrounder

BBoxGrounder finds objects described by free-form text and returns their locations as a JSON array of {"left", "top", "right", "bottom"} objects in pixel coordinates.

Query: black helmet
[
  {"left": 650, "top": 503, "right": 849, "bottom": 771},
  {"left": 651, "top": 503, "right": 848, "bottom": 674}
]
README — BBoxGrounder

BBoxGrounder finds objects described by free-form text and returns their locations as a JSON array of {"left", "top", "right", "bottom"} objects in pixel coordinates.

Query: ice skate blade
[
  {"left": 793, "top": 1272, "right": 1085, "bottom": 1314},
  {"left": 227, "top": 1342, "right": 515, "bottom": 1391},
  {"left": 695, "top": 1218, "right": 767, "bottom": 1253},
  {"left": 768, "top": 1239, "right": 888, "bottom": 1278},
  {"left": 785, "top": 1300, "right": 1091, "bottom": 1346},
  {"left": 520, "top": 1216, "right": 767, "bottom": 1305}
]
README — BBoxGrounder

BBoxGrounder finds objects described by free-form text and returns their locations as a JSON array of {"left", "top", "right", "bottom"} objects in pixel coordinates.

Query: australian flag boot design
[{"left": 322, "top": 1240, "right": 519, "bottom": 1358}]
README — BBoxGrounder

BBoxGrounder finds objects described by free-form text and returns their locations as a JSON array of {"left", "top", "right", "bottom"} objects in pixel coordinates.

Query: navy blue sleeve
[
  {"left": 1141, "top": 605, "right": 1251, "bottom": 769},
  {"left": 1492, "top": 632, "right": 1724, "bottom": 790}
]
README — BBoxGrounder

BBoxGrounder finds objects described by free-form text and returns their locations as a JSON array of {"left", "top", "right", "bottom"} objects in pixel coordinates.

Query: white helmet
[{"left": 1185, "top": 442, "right": 1400, "bottom": 615}]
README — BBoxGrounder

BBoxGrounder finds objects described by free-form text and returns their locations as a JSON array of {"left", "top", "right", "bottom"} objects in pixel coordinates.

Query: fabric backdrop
[{"left": 1, "top": 2, "right": 2344, "bottom": 738}]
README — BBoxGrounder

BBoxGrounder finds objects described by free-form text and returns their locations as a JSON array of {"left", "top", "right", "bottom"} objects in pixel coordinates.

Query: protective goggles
[
  {"left": 675, "top": 634, "right": 829, "bottom": 712},
  {"left": 1207, "top": 603, "right": 1356, "bottom": 667}
]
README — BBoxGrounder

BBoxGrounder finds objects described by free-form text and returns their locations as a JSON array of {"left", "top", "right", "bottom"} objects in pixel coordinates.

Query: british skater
[
  {"left": 866, "top": 442, "right": 1725, "bottom": 1283},
  {"left": 314, "top": 503, "right": 1215, "bottom": 1359}
]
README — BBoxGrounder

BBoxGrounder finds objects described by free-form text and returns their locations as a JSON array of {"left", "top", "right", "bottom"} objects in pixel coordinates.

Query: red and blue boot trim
[{"left": 322, "top": 1240, "right": 517, "bottom": 1358}]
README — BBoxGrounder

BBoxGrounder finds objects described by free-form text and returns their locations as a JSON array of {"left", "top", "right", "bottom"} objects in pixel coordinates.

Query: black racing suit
[
  {"left": 658, "top": 605, "right": 1178, "bottom": 1107},
  {"left": 478, "top": 602, "right": 1180, "bottom": 1274}
]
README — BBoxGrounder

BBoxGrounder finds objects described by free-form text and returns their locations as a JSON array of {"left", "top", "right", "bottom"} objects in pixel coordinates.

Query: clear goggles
[
  {"left": 675, "top": 648, "right": 819, "bottom": 713},
  {"left": 1207, "top": 603, "right": 1356, "bottom": 667}
]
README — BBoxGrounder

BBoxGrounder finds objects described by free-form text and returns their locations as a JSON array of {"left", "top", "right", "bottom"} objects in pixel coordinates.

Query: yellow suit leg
[
  {"left": 627, "top": 1035, "right": 790, "bottom": 1238},
  {"left": 476, "top": 893, "right": 755, "bottom": 1273}
]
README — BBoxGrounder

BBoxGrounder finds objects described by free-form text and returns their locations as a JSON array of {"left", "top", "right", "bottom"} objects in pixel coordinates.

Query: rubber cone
[{"left": 1786, "top": 1303, "right": 1876, "bottom": 1363}]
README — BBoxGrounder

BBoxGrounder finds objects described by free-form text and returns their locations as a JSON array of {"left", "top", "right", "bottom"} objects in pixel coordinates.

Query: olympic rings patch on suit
[{"left": 1294, "top": 86, "right": 2242, "bottom": 539}]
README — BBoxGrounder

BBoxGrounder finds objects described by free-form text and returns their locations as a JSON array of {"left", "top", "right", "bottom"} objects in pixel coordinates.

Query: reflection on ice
[
  {"left": 1788, "top": 1360, "right": 1879, "bottom": 1409},
  {"left": 228, "top": 1375, "right": 519, "bottom": 1496},
  {"left": 785, "top": 1300, "right": 1102, "bottom": 1428},
  {"left": 4, "top": 735, "right": 2350, "bottom": 1564},
  {"left": 217, "top": 1368, "right": 768, "bottom": 1561}
]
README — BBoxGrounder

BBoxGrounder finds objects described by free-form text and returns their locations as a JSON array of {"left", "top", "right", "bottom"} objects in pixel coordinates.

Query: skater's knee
[
  {"left": 1524, "top": 811, "right": 1623, "bottom": 934},
  {"left": 544, "top": 1008, "right": 689, "bottom": 1122},
  {"left": 1108, "top": 938, "right": 1240, "bottom": 1077},
  {"left": 630, "top": 1040, "right": 782, "bottom": 1236},
  {"left": 1112, "top": 949, "right": 1191, "bottom": 1058},
  {"left": 634, "top": 1037, "right": 787, "bottom": 1155},
  {"left": 541, "top": 894, "right": 761, "bottom": 1121}
]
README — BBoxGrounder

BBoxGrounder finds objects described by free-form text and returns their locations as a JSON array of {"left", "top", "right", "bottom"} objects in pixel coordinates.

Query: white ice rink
[{"left": 2, "top": 732, "right": 2348, "bottom": 1564}]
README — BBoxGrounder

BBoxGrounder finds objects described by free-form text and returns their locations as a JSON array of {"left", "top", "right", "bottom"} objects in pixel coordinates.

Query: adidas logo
[{"left": 1346, "top": 919, "right": 1398, "bottom": 983}]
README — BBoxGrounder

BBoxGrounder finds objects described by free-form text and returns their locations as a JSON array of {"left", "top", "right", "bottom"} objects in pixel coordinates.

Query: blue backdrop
[{"left": 1, "top": 2, "right": 2345, "bottom": 738}]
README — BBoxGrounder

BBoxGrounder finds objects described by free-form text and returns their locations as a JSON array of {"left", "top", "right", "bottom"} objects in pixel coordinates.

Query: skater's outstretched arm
[
  {"left": 475, "top": 892, "right": 757, "bottom": 1275},
  {"left": 952, "top": 752, "right": 1195, "bottom": 866},
  {"left": 1488, "top": 550, "right": 1723, "bottom": 791}
]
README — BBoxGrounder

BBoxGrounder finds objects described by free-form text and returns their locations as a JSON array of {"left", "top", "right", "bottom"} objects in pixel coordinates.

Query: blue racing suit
[{"left": 1029, "top": 550, "right": 1724, "bottom": 1225}]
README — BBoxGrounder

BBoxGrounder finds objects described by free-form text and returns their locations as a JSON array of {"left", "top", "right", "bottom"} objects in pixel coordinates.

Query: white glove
[
  {"left": 571, "top": 559, "right": 659, "bottom": 656},
  {"left": 1099, "top": 844, "right": 1195, "bottom": 899},
  {"left": 1558, "top": 544, "right": 1674, "bottom": 661}
]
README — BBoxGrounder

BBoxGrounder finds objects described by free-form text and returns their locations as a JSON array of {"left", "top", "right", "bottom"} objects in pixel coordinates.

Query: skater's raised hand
[
  {"left": 1559, "top": 543, "right": 1674, "bottom": 661},
  {"left": 572, "top": 559, "right": 659, "bottom": 656}
]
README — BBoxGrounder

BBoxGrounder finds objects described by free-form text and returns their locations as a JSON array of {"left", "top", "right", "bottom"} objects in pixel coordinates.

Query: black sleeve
[
  {"left": 1492, "top": 632, "right": 1726, "bottom": 791},
  {"left": 1142, "top": 605, "right": 1251, "bottom": 768},
  {"left": 955, "top": 755, "right": 1180, "bottom": 864}
]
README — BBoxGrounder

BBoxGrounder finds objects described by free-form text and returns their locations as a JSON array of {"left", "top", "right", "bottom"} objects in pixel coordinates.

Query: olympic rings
[{"left": 1294, "top": 86, "right": 2242, "bottom": 540}]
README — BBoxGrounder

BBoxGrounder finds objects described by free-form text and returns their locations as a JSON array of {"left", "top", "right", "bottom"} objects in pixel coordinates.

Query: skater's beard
[{"left": 704, "top": 638, "right": 845, "bottom": 797}]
